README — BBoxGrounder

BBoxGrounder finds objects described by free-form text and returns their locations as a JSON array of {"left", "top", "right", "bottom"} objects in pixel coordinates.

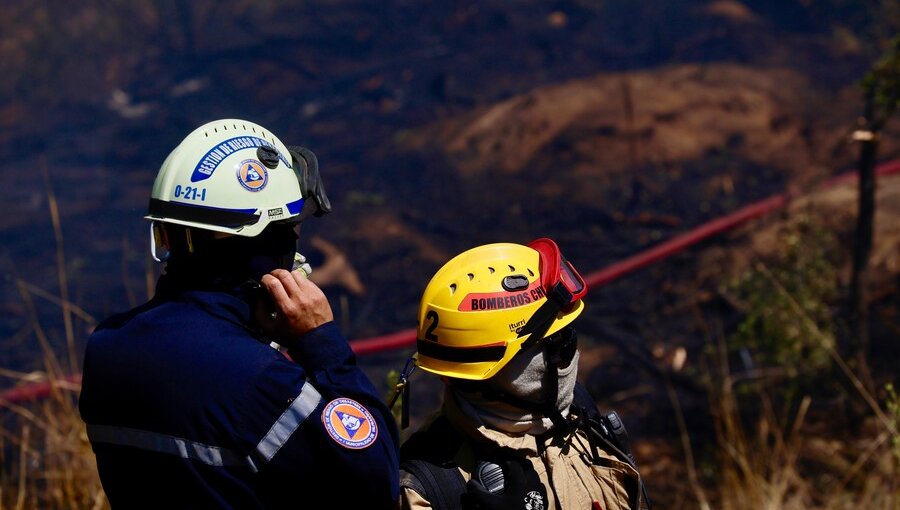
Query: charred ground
[{"left": 0, "top": 2, "right": 898, "bottom": 507}]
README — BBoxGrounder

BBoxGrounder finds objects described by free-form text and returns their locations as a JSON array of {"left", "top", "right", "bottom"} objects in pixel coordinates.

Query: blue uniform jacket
[{"left": 78, "top": 277, "right": 400, "bottom": 509}]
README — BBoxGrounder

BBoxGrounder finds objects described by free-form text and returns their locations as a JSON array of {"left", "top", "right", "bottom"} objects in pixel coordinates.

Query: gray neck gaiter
[{"left": 453, "top": 348, "right": 580, "bottom": 435}]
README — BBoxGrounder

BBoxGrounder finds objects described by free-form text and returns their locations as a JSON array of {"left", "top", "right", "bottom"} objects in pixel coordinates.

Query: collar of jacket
[{"left": 153, "top": 273, "right": 258, "bottom": 335}]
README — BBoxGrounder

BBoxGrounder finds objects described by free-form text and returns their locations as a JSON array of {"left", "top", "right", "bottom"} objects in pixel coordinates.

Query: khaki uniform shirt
[{"left": 400, "top": 399, "right": 644, "bottom": 510}]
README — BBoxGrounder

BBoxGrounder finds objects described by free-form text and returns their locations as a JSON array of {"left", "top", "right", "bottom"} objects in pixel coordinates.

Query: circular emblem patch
[
  {"left": 321, "top": 398, "right": 378, "bottom": 450},
  {"left": 236, "top": 159, "right": 268, "bottom": 191},
  {"left": 524, "top": 490, "right": 545, "bottom": 510}
]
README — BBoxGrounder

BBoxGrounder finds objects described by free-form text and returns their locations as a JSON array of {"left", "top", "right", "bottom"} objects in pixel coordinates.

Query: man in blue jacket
[{"left": 78, "top": 119, "right": 400, "bottom": 509}]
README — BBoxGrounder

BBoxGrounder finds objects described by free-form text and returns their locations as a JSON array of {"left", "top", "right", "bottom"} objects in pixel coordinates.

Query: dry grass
[
  {"left": 0, "top": 376, "right": 106, "bottom": 510},
  {"left": 686, "top": 262, "right": 900, "bottom": 510},
  {"left": 0, "top": 166, "right": 108, "bottom": 509},
  {"left": 0, "top": 280, "right": 104, "bottom": 509},
  {"left": 701, "top": 345, "right": 899, "bottom": 510}
]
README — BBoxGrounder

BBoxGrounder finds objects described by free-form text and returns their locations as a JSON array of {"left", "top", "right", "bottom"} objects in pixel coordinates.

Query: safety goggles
[
  {"left": 517, "top": 238, "right": 587, "bottom": 348},
  {"left": 287, "top": 146, "right": 332, "bottom": 222},
  {"left": 528, "top": 237, "right": 587, "bottom": 310}
]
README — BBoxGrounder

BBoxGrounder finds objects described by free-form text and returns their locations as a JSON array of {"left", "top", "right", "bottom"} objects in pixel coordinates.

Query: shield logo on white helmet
[{"left": 237, "top": 159, "right": 268, "bottom": 191}]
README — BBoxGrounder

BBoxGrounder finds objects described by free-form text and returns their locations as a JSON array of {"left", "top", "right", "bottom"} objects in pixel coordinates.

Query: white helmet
[{"left": 146, "top": 118, "right": 330, "bottom": 242}]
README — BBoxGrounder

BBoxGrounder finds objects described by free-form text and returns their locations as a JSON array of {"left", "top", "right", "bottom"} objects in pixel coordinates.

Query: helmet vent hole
[
  {"left": 449, "top": 283, "right": 457, "bottom": 294},
  {"left": 467, "top": 273, "right": 474, "bottom": 281},
  {"left": 508, "top": 265, "right": 515, "bottom": 272},
  {"left": 488, "top": 267, "right": 495, "bottom": 274},
  {"left": 528, "top": 268, "right": 534, "bottom": 277}
]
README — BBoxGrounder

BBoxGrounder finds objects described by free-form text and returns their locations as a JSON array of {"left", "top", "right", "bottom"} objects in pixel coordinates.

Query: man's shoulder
[
  {"left": 400, "top": 414, "right": 468, "bottom": 510},
  {"left": 91, "top": 299, "right": 162, "bottom": 335},
  {"left": 87, "top": 296, "right": 263, "bottom": 364},
  {"left": 400, "top": 414, "right": 462, "bottom": 464},
  {"left": 92, "top": 293, "right": 238, "bottom": 335}
]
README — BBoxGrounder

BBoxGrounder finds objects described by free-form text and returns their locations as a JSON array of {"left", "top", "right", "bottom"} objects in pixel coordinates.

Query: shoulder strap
[
  {"left": 571, "top": 383, "right": 635, "bottom": 462},
  {"left": 400, "top": 415, "right": 467, "bottom": 510},
  {"left": 570, "top": 384, "right": 652, "bottom": 510},
  {"left": 400, "top": 459, "right": 466, "bottom": 510},
  {"left": 572, "top": 383, "right": 601, "bottom": 419}
]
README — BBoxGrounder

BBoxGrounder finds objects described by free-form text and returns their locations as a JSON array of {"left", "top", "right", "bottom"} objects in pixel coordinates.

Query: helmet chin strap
[{"left": 541, "top": 343, "right": 568, "bottom": 430}]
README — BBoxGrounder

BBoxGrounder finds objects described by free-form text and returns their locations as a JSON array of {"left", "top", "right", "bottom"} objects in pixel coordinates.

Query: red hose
[
  {"left": 584, "top": 194, "right": 788, "bottom": 288},
  {"left": 0, "top": 374, "right": 81, "bottom": 404},
  {"left": 351, "top": 327, "right": 418, "bottom": 356},
  {"left": 3, "top": 161, "right": 899, "bottom": 405}
]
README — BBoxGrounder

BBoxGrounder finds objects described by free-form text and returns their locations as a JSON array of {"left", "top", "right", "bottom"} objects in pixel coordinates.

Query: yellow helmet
[{"left": 415, "top": 238, "right": 587, "bottom": 380}]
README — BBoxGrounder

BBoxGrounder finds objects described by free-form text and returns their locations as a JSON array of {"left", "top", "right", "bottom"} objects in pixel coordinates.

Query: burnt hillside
[
  {"left": 0, "top": 0, "right": 897, "bottom": 396},
  {"left": 2, "top": 2, "right": 900, "bottom": 508}
]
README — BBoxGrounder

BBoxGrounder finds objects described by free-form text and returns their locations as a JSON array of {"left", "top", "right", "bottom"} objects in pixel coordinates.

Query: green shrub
[{"left": 726, "top": 216, "right": 838, "bottom": 380}]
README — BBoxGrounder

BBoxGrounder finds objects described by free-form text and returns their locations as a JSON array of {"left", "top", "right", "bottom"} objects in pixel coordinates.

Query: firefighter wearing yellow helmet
[{"left": 399, "top": 238, "right": 652, "bottom": 510}]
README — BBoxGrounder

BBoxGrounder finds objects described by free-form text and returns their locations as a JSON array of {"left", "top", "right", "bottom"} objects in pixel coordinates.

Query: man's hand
[{"left": 258, "top": 268, "right": 334, "bottom": 344}]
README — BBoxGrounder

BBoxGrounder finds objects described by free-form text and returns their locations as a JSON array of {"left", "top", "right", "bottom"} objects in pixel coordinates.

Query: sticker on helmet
[
  {"left": 321, "top": 398, "right": 378, "bottom": 449},
  {"left": 237, "top": 159, "right": 268, "bottom": 191},
  {"left": 191, "top": 136, "right": 290, "bottom": 182},
  {"left": 459, "top": 281, "right": 546, "bottom": 311}
]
